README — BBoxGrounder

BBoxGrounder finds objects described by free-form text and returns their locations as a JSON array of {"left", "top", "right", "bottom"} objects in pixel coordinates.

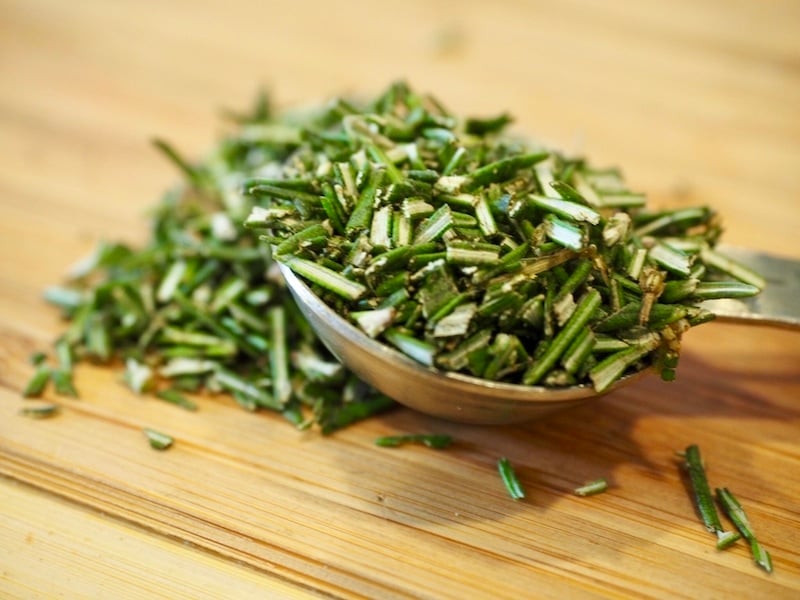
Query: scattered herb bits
[
  {"left": 679, "top": 444, "right": 741, "bottom": 550},
  {"left": 19, "top": 402, "right": 60, "bottom": 419},
  {"left": 23, "top": 365, "right": 51, "bottom": 398},
  {"left": 33, "top": 91, "right": 397, "bottom": 433},
  {"left": 678, "top": 445, "right": 774, "bottom": 573},
  {"left": 374, "top": 433, "right": 453, "bottom": 449},
  {"left": 243, "top": 81, "right": 764, "bottom": 392},
  {"left": 716, "top": 487, "right": 773, "bottom": 573},
  {"left": 155, "top": 388, "right": 198, "bottom": 412},
  {"left": 573, "top": 478, "right": 608, "bottom": 497},
  {"left": 497, "top": 457, "right": 526, "bottom": 500},
  {"left": 144, "top": 428, "right": 174, "bottom": 450}
]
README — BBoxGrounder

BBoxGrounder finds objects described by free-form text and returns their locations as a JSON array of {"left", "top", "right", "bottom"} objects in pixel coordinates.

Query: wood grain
[
  {"left": 1, "top": 0, "right": 799, "bottom": 598},
  {"left": 0, "top": 478, "right": 317, "bottom": 599}
]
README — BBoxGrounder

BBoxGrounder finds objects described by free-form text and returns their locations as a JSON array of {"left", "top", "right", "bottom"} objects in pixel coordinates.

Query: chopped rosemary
[
  {"left": 143, "top": 428, "right": 174, "bottom": 450},
  {"left": 679, "top": 445, "right": 741, "bottom": 550},
  {"left": 51, "top": 368, "right": 78, "bottom": 398},
  {"left": 243, "top": 81, "right": 763, "bottom": 392},
  {"left": 31, "top": 82, "right": 766, "bottom": 429},
  {"left": 29, "top": 351, "right": 48, "bottom": 366},
  {"left": 497, "top": 457, "right": 526, "bottom": 500},
  {"left": 155, "top": 388, "right": 198, "bottom": 412},
  {"left": 19, "top": 402, "right": 60, "bottom": 419},
  {"left": 374, "top": 434, "right": 453, "bottom": 449},
  {"left": 574, "top": 478, "right": 609, "bottom": 497},
  {"left": 716, "top": 487, "right": 773, "bottom": 573},
  {"left": 23, "top": 365, "right": 51, "bottom": 398},
  {"left": 30, "top": 92, "right": 398, "bottom": 434}
]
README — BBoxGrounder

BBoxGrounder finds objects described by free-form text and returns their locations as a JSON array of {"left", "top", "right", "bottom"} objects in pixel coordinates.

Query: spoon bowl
[
  {"left": 278, "top": 246, "right": 799, "bottom": 424},
  {"left": 279, "top": 263, "right": 648, "bottom": 424}
]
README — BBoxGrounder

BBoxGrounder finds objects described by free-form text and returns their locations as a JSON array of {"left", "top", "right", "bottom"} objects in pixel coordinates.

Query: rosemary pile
[
  {"left": 29, "top": 81, "right": 765, "bottom": 427},
  {"left": 28, "top": 94, "right": 396, "bottom": 433},
  {"left": 244, "top": 82, "right": 764, "bottom": 392}
]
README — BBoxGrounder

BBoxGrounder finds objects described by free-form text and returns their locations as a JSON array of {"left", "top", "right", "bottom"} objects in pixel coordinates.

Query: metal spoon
[{"left": 279, "top": 245, "right": 800, "bottom": 424}]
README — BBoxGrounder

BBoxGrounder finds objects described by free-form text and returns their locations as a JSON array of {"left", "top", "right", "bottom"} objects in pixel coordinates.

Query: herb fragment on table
[
  {"left": 29, "top": 351, "right": 48, "bottom": 366},
  {"left": 374, "top": 434, "right": 453, "bottom": 449},
  {"left": 143, "top": 428, "right": 174, "bottom": 450},
  {"left": 243, "top": 80, "right": 764, "bottom": 392},
  {"left": 23, "top": 365, "right": 51, "bottom": 398},
  {"left": 19, "top": 402, "right": 60, "bottom": 419},
  {"left": 574, "top": 478, "right": 608, "bottom": 497},
  {"left": 716, "top": 487, "right": 773, "bottom": 573},
  {"left": 51, "top": 368, "right": 78, "bottom": 398},
  {"left": 155, "top": 388, "right": 198, "bottom": 412},
  {"left": 679, "top": 445, "right": 741, "bottom": 550},
  {"left": 497, "top": 457, "right": 525, "bottom": 500}
]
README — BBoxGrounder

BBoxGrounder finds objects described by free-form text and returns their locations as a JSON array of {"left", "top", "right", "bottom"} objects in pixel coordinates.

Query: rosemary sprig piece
[
  {"left": 143, "top": 428, "right": 174, "bottom": 450},
  {"left": 497, "top": 457, "right": 526, "bottom": 500},
  {"left": 716, "top": 487, "right": 773, "bottom": 573},
  {"left": 574, "top": 478, "right": 609, "bottom": 497},
  {"left": 280, "top": 256, "right": 367, "bottom": 301},
  {"left": 19, "top": 402, "right": 60, "bottom": 419},
  {"left": 375, "top": 434, "right": 453, "bottom": 449},
  {"left": 23, "top": 365, "right": 51, "bottom": 398},
  {"left": 312, "top": 388, "right": 395, "bottom": 435},
  {"left": 155, "top": 389, "right": 198, "bottom": 412},
  {"left": 680, "top": 445, "right": 741, "bottom": 550}
]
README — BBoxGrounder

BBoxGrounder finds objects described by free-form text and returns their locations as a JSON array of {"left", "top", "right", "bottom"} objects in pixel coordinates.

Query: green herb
[
  {"left": 523, "top": 289, "right": 601, "bottom": 385},
  {"left": 29, "top": 351, "right": 48, "bottom": 366},
  {"left": 497, "top": 457, "right": 525, "bottom": 500},
  {"left": 50, "top": 338, "right": 78, "bottom": 397},
  {"left": 144, "top": 428, "right": 174, "bottom": 450},
  {"left": 310, "top": 377, "right": 396, "bottom": 435},
  {"left": 155, "top": 388, "right": 198, "bottom": 412},
  {"left": 31, "top": 95, "right": 396, "bottom": 433},
  {"left": 23, "top": 365, "right": 51, "bottom": 398},
  {"left": 125, "top": 358, "right": 155, "bottom": 394},
  {"left": 375, "top": 434, "right": 453, "bottom": 449},
  {"left": 574, "top": 478, "right": 609, "bottom": 497},
  {"left": 19, "top": 402, "right": 60, "bottom": 419},
  {"left": 32, "top": 82, "right": 765, "bottom": 426},
  {"left": 716, "top": 487, "right": 773, "bottom": 573},
  {"left": 679, "top": 445, "right": 741, "bottom": 550},
  {"left": 51, "top": 368, "right": 78, "bottom": 398},
  {"left": 244, "top": 82, "right": 763, "bottom": 392},
  {"left": 279, "top": 256, "right": 367, "bottom": 301}
]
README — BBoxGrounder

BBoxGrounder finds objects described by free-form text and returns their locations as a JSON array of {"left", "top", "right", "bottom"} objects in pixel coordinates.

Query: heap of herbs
[
  {"left": 28, "top": 81, "right": 765, "bottom": 427},
  {"left": 243, "top": 82, "right": 764, "bottom": 392},
  {"left": 27, "top": 92, "right": 398, "bottom": 433}
]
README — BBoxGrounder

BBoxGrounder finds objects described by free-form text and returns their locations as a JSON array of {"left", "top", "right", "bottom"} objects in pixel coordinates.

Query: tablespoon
[{"left": 278, "top": 245, "right": 800, "bottom": 424}]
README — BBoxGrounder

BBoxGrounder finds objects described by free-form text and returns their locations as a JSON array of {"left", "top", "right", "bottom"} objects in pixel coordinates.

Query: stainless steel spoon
[{"left": 279, "top": 245, "right": 800, "bottom": 424}]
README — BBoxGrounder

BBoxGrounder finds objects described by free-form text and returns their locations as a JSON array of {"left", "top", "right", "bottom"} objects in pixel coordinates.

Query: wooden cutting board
[{"left": 1, "top": 1, "right": 799, "bottom": 597}]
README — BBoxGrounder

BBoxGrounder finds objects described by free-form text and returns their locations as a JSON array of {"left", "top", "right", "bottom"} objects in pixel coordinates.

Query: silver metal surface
[
  {"left": 278, "top": 246, "right": 799, "bottom": 424},
  {"left": 701, "top": 245, "right": 800, "bottom": 329}
]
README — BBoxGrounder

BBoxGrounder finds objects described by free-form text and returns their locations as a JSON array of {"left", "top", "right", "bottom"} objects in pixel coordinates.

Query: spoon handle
[{"left": 702, "top": 245, "right": 800, "bottom": 330}]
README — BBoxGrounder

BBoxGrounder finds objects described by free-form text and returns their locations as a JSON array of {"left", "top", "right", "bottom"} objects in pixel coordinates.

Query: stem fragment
[
  {"left": 680, "top": 445, "right": 741, "bottom": 550},
  {"left": 497, "top": 457, "right": 526, "bottom": 500}
]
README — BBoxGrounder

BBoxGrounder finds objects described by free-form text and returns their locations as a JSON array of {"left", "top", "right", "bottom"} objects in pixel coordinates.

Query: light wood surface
[
  {"left": 1, "top": 1, "right": 799, "bottom": 598},
  {"left": 0, "top": 478, "right": 316, "bottom": 599}
]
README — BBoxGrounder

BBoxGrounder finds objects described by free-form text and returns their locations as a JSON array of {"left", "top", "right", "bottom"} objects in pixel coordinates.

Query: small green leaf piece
[{"left": 144, "top": 428, "right": 174, "bottom": 450}]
